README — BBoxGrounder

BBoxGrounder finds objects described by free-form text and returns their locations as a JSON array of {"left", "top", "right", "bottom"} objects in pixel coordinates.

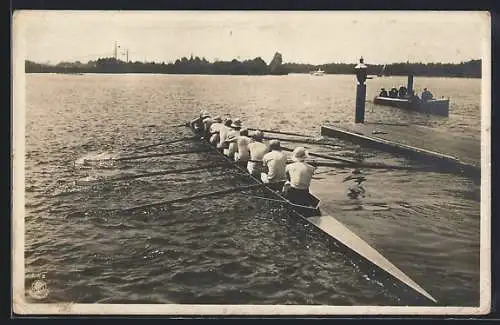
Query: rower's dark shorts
[
  {"left": 284, "top": 187, "right": 310, "bottom": 206},
  {"left": 267, "top": 181, "right": 285, "bottom": 192}
]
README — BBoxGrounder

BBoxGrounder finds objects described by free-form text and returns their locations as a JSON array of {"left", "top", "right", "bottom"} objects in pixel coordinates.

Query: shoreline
[{"left": 24, "top": 72, "right": 482, "bottom": 79}]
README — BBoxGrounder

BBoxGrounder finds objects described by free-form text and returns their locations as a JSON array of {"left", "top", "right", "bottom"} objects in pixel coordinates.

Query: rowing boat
[
  {"left": 373, "top": 96, "right": 450, "bottom": 116},
  {"left": 187, "top": 125, "right": 437, "bottom": 303}
]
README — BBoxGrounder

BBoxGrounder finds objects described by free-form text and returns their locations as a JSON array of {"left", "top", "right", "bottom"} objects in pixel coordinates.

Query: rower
[
  {"left": 208, "top": 116, "right": 223, "bottom": 145},
  {"left": 190, "top": 110, "right": 210, "bottom": 133},
  {"left": 217, "top": 118, "right": 232, "bottom": 152},
  {"left": 233, "top": 128, "right": 251, "bottom": 166},
  {"left": 283, "top": 146, "right": 316, "bottom": 206},
  {"left": 224, "top": 118, "right": 242, "bottom": 158},
  {"left": 247, "top": 130, "right": 269, "bottom": 177},
  {"left": 261, "top": 139, "right": 287, "bottom": 190}
]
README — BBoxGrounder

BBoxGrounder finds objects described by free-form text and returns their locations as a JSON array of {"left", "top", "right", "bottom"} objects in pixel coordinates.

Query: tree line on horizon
[{"left": 24, "top": 54, "right": 481, "bottom": 78}]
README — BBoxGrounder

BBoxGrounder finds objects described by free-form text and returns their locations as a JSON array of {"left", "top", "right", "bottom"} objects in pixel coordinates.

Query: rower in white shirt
[
  {"left": 261, "top": 139, "right": 287, "bottom": 190},
  {"left": 224, "top": 118, "right": 242, "bottom": 158},
  {"left": 247, "top": 130, "right": 269, "bottom": 177},
  {"left": 283, "top": 146, "right": 316, "bottom": 206},
  {"left": 208, "top": 116, "right": 223, "bottom": 146},
  {"left": 232, "top": 128, "right": 251, "bottom": 166},
  {"left": 217, "top": 118, "right": 233, "bottom": 152}
]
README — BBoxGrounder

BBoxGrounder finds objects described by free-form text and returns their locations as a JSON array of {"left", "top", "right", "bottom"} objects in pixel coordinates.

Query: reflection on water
[{"left": 24, "top": 74, "right": 480, "bottom": 306}]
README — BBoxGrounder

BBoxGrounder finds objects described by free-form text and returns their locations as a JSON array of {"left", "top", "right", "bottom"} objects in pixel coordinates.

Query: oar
[
  {"left": 262, "top": 136, "right": 332, "bottom": 146},
  {"left": 248, "top": 128, "right": 315, "bottom": 138},
  {"left": 121, "top": 182, "right": 271, "bottom": 212},
  {"left": 165, "top": 122, "right": 189, "bottom": 128},
  {"left": 281, "top": 145, "right": 431, "bottom": 171},
  {"left": 135, "top": 136, "right": 198, "bottom": 150},
  {"left": 307, "top": 160, "right": 429, "bottom": 171},
  {"left": 82, "top": 162, "right": 238, "bottom": 184},
  {"left": 280, "top": 145, "right": 355, "bottom": 164},
  {"left": 112, "top": 148, "right": 212, "bottom": 162}
]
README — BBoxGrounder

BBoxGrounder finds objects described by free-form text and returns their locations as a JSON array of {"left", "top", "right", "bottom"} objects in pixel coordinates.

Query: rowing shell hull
[{"left": 188, "top": 127, "right": 437, "bottom": 303}]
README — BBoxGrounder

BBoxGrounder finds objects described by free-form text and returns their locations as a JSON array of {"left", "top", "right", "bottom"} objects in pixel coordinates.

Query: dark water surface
[{"left": 24, "top": 74, "right": 481, "bottom": 306}]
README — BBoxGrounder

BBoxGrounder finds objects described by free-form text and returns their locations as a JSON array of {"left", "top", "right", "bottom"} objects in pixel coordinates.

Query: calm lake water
[{"left": 24, "top": 73, "right": 481, "bottom": 306}]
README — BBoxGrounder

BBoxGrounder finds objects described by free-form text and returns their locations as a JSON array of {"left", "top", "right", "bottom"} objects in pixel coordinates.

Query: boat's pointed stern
[{"left": 307, "top": 215, "right": 438, "bottom": 304}]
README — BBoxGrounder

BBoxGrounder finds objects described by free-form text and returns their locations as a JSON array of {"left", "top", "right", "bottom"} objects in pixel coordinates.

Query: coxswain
[
  {"left": 247, "top": 130, "right": 269, "bottom": 177},
  {"left": 217, "top": 118, "right": 232, "bottom": 152},
  {"left": 379, "top": 88, "right": 388, "bottom": 97},
  {"left": 190, "top": 110, "right": 210, "bottom": 133},
  {"left": 232, "top": 128, "right": 251, "bottom": 166},
  {"left": 261, "top": 139, "right": 287, "bottom": 190},
  {"left": 208, "top": 116, "right": 223, "bottom": 145},
  {"left": 224, "top": 118, "right": 242, "bottom": 158},
  {"left": 283, "top": 147, "right": 316, "bottom": 206},
  {"left": 421, "top": 88, "right": 433, "bottom": 101}
]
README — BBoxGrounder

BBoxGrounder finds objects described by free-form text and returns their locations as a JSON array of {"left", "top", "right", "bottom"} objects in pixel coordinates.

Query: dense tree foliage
[
  {"left": 282, "top": 60, "right": 481, "bottom": 78},
  {"left": 25, "top": 54, "right": 481, "bottom": 78}
]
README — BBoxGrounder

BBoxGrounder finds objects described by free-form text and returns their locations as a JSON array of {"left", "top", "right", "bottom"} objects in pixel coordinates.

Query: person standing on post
[{"left": 283, "top": 146, "right": 316, "bottom": 206}]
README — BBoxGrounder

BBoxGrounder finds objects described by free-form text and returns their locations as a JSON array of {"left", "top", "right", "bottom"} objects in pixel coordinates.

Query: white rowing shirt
[
  {"left": 234, "top": 136, "right": 251, "bottom": 161},
  {"left": 210, "top": 122, "right": 223, "bottom": 134},
  {"left": 262, "top": 150, "right": 287, "bottom": 182},
  {"left": 246, "top": 141, "right": 268, "bottom": 176},
  {"left": 202, "top": 117, "right": 213, "bottom": 133},
  {"left": 217, "top": 125, "right": 231, "bottom": 148},
  {"left": 226, "top": 130, "right": 241, "bottom": 157},
  {"left": 285, "top": 161, "right": 315, "bottom": 190},
  {"left": 248, "top": 141, "right": 268, "bottom": 161}
]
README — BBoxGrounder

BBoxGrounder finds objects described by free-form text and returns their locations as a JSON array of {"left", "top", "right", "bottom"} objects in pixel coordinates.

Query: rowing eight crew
[{"left": 190, "top": 111, "right": 316, "bottom": 206}]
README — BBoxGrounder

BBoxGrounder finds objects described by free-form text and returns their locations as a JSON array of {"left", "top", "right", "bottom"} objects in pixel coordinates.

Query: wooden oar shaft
[
  {"left": 307, "top": 151, "right": 359, "bottom": 164},
  {"left": 280, "top": 145, "right": 427, "bottom": 171},
  {"left": 122, "top": 182, "right": 267, "bottom": 212},
  {"left": 248, "top": 128, "right": 315, "bottom": 138},
  {"left": 165, "top": 123, "right": 189, "bottom": 128},
  {"left": 280, "top": 145, "right": 355, "bottom": 164},
  {"left": 136, "top": 136, "right": 197, "bottom": 150},
  {"left": 309, "top": 160, "right": 424, "bottom": 171},
  {"left": 115, "top": 148, "right": 212, "bottom": 162},
  {"left": 103, "top": 162, "right": 236, "bottom": 183},
  {"left": 262, "top": 136, "right": 330, "bottom": 146}
]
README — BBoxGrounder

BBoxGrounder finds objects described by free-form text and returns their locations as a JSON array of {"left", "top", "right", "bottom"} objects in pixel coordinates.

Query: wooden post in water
[
  {"left": 354, "top": 57, "right": 368, "bottom": 123},
  {"left": 407, "top": 73, "right": 414, "bottom": 96}
]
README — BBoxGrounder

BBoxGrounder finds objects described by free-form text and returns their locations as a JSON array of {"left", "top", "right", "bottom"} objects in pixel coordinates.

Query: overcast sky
[{"left": 16, "top": 11, "right": 489, "bottom": 65}]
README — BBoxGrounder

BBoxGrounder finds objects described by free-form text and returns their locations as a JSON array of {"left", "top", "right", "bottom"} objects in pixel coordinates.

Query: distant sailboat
[
  {"left": 310, "top": 68, "right": 325, "bottom": 76},
  {"left": 377, "top": 64, "right": 387, "bottom": 77}
]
